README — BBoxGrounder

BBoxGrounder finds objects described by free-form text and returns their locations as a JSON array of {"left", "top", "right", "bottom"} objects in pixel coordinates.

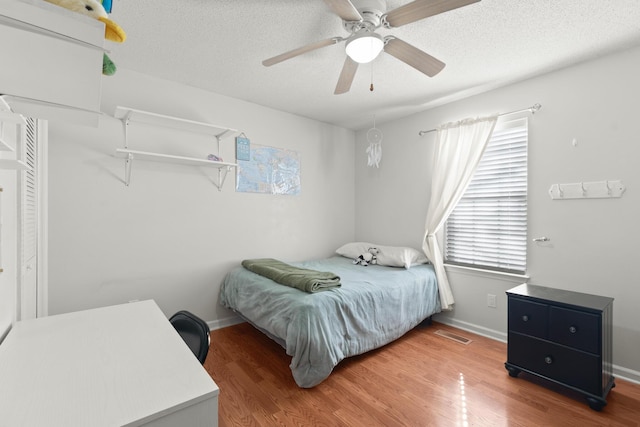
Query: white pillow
[
  {"left": 335, "top": 242, "right": 429, "bottom": 269},
  {"left": 335, "top": 242, "right": 376, "bottom": 258}
]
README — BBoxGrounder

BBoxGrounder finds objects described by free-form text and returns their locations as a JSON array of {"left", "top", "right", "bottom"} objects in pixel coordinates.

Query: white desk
[{"left": 0, "top": 300, "right": 219, "bottom": 426}]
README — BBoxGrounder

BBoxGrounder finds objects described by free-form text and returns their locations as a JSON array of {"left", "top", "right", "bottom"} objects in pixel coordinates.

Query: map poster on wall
[{"left": 235, "top": 144, "right": 301, "bottom": 195}]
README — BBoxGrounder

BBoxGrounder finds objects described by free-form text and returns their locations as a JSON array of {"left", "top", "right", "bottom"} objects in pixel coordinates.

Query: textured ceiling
[{"left": 106, "top": 0, "right": 640, "bottom": 130}]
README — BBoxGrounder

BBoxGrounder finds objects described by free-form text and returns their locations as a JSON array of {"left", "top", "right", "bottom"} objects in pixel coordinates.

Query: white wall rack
[
  {"left": 548, "top": 180, "right": 626, "bottom": 200},
  {"left": 113, "top": 106, "right": 240, "bottom": 190}
]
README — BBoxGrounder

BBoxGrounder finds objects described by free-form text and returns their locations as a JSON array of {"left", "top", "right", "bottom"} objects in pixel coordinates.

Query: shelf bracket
[
  {"left": 121, "top": 110, "right": 133, "bottom": 149},
  {"left": 119, "top": 111, "right": 134, "bottom": 186},
  {"left": 213, "top": 166, "right": 232, "bottom": 191},
  {"left": 215, "top": 135, "right": 221, "bottom": 159},
  {"left": 124, "top": 153, "right": 133, "bottom": 186},
  {"left": 215, "top": 129, "right": 234, "bottom": 141}
]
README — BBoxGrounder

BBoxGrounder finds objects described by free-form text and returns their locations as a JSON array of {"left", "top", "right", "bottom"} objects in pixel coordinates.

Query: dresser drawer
[
  {"left": 508, "top": 332, "right": 601, "bottom": 395},
  {"left": 508, "top": 298, "right": 548, "bottom": 339},
  {"left": 549, "top": 306, "right": 600, "bottom": 354},
  {"left": 505, "top": 284, "right": 614, "bottom": 410}
]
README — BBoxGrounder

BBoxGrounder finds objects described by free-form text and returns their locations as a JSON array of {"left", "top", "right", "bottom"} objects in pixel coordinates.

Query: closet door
[{"left": 17, "top": 117, "right": 38, "bottom": 320}]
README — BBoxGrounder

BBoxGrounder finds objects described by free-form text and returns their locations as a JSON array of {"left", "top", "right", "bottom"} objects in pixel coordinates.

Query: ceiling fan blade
[
  {"left": 334, "top": 57, "right": 359, "bottom": 94},
  {"left": 262, "top": 38, "right": 340, "bottom": 67},
  {"left": 384, "top": 0, "right": 480, "bottom": 28},
  {"left": 384, "top": 37, "right": 445, "bottom": 77},
  {"left": 323, "top": 0, "right": 363, "bottom": 21}
]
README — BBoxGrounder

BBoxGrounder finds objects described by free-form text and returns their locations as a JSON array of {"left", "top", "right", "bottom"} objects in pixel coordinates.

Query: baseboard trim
[
  {"left": 208, "top": 315, "right": 244, "bottom": 331},
  {"left": 612, "top": 364, "right": 640, "bottom": 385},
  {"left": 433, "top": 316, "right": 640, "bottom": 385},
  {"left": 434, "top": 317, "right": 508, "bottom": 343}
]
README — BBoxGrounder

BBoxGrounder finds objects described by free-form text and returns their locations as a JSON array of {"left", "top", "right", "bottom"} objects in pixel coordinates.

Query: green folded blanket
[{"left": 241, "top": 258, "right": 341, "bottom": 293}]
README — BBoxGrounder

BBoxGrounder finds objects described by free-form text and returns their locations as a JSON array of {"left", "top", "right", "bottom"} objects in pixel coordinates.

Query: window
[{"left": 444, "top": 118, "right": 528, "bottom": 274}]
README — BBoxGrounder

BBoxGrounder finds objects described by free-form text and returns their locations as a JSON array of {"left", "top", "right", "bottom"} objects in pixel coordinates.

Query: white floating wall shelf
[
  {"left": 549, "top": 180, "right": 626, "bottom": 200},
  {"left": 113, "top": 106, "right": 241, "bottom": 190}
]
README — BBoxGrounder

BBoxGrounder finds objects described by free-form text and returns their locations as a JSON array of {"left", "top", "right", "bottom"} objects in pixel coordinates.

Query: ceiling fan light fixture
[{"left": 345, "top": 32, "right": 384, "bottom": 64}]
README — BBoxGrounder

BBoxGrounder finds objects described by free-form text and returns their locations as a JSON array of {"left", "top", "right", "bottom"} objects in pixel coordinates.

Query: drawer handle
[
  {"left": 569, "top": 326, "right": 577, "bottom": 334},
  {"left": 522, "top": 315, "right": 529, "bottom": 322},
  {"left": 544, "top": 356, "right": 553, "bottom": 365}
]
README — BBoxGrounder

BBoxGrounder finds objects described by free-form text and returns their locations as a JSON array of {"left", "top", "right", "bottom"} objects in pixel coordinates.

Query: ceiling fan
[{"left": 262, "top": 0, "right": 481, "bottom": 94}]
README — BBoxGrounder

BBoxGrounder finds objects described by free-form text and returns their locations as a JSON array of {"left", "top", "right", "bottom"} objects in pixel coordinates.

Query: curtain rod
[{"left": 418, "top": 103, "right": 542, "bottom": 136}]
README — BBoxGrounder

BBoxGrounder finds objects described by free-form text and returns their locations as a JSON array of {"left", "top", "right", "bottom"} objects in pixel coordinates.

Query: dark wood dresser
[{"left": 504, "top": 284, "right": 614, "bottom": 411}]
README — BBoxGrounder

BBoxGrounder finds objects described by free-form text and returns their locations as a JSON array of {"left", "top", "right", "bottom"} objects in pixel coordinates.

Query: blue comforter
[{"left": 219, "top": 256, "right": 440, "bottom": 388}]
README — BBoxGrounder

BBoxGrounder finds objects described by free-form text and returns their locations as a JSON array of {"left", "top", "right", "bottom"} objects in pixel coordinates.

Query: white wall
[
  {"left": 47, "top": 69, "right": 355, "bottom": 326},
  {"left": 354, "top": 45, "right": 640, "bottom": 380},
  {"left": 0, "top": 168, "right": 18, "bottom": 342},
  {"left": 41, "top": 38, "right": 640, "bottom": 379}
]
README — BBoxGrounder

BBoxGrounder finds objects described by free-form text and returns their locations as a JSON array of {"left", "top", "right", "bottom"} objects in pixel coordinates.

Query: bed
[{"left": 219, "top": 254, "right": 441, "bottom": 388}]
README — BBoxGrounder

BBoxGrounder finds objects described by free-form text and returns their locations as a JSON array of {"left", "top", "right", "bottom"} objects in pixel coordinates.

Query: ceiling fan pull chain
[{"left": 370, "top": 61, "right": 374, "bottom": 91}]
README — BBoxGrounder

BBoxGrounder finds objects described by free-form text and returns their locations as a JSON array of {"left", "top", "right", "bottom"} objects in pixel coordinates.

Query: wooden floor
[{"left": 203, "top": 321, "right": 640, "bottom": 426}]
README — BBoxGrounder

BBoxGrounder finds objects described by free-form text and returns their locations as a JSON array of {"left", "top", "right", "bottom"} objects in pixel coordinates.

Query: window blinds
[{"left": 445, "top": 118, "right": 528, "bottom": 273}]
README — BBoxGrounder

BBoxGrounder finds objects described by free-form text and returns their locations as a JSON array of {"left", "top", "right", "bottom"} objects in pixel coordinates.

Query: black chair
[{"left": 169, "top": 310, "right": 210, "bottom": 364}]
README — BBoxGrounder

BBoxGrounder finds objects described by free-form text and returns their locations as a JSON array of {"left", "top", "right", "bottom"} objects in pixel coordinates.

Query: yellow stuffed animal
[{"left": 43, "top": 0, "right": 126, "bottom": 75}]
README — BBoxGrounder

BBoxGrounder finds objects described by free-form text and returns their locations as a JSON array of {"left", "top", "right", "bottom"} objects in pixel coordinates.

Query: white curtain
[{"left": 422, "top": 115, "right": 498, "bottom": 310}]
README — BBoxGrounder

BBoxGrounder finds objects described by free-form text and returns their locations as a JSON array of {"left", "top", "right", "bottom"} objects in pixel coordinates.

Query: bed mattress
[{"left": 220, "top": 256, "right": 440, "bottom": 387}]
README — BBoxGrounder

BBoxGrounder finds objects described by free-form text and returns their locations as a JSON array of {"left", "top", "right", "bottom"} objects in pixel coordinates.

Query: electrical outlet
[{"left": 487, "top": 294, "right": 497, "bottom": 308}]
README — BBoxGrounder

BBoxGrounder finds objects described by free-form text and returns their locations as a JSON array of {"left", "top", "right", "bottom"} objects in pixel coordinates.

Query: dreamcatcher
[{"left": 366, "top": 115, "right": 382, "bottom": 168}]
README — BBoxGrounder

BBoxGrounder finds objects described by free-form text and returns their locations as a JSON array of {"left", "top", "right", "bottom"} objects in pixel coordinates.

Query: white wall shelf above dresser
[
  {"left": 0, "top": 0, "right": 105, "bottom": 126},
  {"left": 113, "top": 106, "right": 241, "bottom": 190}
]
